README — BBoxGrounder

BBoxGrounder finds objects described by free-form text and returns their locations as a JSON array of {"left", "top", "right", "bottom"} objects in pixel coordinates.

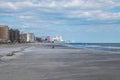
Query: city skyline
[{"left": 0, "top": 0, "right": 120, "bottom": 43}]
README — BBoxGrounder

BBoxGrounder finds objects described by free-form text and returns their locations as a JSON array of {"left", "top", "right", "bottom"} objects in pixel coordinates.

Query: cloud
[
  {"left": 0, "top": 0, "right": 120, "bottom": 28},
  {"left": 62, "top": 0, "right": 120, "bottom": 9},
  {"left": 84, "top": 24, "right": 120, "bottom": 33},
  {"left": 0, "top": 0, "right": 59, "bottom": 10},
  {"left": 63, "top": 0, "right": 84, "bottom": 7},
  {"left": 0, "top": 0, "right": 119, "bottom": 10},
  {"left": 18, "top": 15, "right": 33, "bottom": 19},
  {"left": 22, "top": 25, "right": 30, "bottom": 29}
]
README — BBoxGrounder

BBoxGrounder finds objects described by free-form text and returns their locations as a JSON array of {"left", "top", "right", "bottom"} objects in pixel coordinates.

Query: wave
[{"left": 67, "top": 43, "right": 120, "bottom": 53}]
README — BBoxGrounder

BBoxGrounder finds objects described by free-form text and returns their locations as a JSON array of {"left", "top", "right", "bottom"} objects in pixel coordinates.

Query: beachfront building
[
  {"left": 14, "top": 29, "right": 20, "bottom": 42},
  {"left": 9, "top": 29, "right": 20, "bottom": 43},
  {"left": 21, "top": 33, "right": 35, "bottom": 43},
  {"left": 52, "top": 36, "right": 63, "bottom": 42},
  {"left": 41, "top": 36, "right": 52, "bottom": 42},
  {"left": 45, "top": 36, "right": 51, "bottom": 42},
  {"left": 0, "top": 25, "right": 10, "bottom": 42},
  {"left": 27, "top": 33, "right": 35, "bottom": 42},
  {"left": 20, "top": 33, "right": 27, "bottom": 42},
  {"left": 36, "top": 37, "right": 42, "bottom": 42}
]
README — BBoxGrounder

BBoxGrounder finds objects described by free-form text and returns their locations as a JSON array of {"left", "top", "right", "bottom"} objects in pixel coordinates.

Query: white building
[
  {"left": 27, "top": 33, "right": 35, "bottom": 42},
  {"left": 21, "top": 33, "right": 35, "bottom": 42},
  {"left": 52, "top": 36, "right": 63, "bottom": 42}
]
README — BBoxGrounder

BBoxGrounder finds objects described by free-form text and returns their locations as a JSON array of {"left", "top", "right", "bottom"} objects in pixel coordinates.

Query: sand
[{"left": 0, "top": 43, "right": 120, "bottom": 80}]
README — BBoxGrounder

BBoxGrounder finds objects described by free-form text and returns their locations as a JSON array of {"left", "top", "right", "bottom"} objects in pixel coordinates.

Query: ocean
[{"left": 67, "top": 43, "right": 120, "bottom": 53}]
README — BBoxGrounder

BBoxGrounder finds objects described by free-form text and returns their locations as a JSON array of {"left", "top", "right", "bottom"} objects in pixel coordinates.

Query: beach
[{"left": 0, "top": 43, "right": 120, "bottom": 80}]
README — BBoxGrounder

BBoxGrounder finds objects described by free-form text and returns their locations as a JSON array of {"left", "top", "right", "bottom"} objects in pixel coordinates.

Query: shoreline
[
  {"left": 0, "top": 42, "right": 119, "bottom": 60},
  {"left": 0, "top": 42, "right": 119, "bottom": 58},
  {"left": 0, "top": 43, "right": 120, "bottom": 79},
  {"left": 0, "top": 42, "right": 87, "bottom": 62},
  {"left": 0, "top": 43, "right": 35, "bottom": 61}
]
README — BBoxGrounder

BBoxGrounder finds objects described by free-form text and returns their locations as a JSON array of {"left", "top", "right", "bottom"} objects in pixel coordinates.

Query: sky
[{"left": 0, "top": 0, "right": 120, "bottom": 43}]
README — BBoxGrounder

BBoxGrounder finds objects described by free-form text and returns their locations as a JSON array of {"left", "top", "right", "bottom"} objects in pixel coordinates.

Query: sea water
[{"left": 67, "top": 43, "right": 120, "bottom": 53}]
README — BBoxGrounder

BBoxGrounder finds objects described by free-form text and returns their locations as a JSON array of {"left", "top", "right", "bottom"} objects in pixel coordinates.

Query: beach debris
[
  {"left": 0, "top": 55, "right": 3, "bottom": 58},
  {"left": 0, "top": 55, "right": 3, "bottom": 61},
  {"left": 6, "top": 51, "right": 15, "bottom": 56}
]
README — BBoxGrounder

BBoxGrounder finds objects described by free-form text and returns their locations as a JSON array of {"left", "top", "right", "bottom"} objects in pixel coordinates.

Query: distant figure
[
  {"left": 51, "top": 41, "right": 53, "bottom": 43},
  {"left": 52, "top": 45, "right": 54, "bottom": 48}
]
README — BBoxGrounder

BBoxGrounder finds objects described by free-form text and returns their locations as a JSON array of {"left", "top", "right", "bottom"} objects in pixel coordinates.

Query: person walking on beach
[{"left": 52, "top": 45, "right": 54, "bottom": 48}]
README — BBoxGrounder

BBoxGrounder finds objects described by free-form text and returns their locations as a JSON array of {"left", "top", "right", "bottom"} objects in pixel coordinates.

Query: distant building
[
  {"left": 41, "top": 36, "right": 52, "bottom": 42},
  {"left": 9, "top": 29, "right": 14, "bottom": 42},
  {"left": 36, "top": 37, "right": 42, "bottom": 42},
  {"left": 45, "top": 36, "right": 51, "bottom": 42},
  {"left": 21, "top": 33, "right": 35, "bottom": 42},
  {"left": 21, "top": 33, "right": 27, "bottom": 42},
  {"left": 14, "top": 29, "right": 20, "bottom": 42},
  {"left": 9, "top": 29, "right": 20, "bottom": 43},
  {"left": 0, "top": 25, "right": 9, "bottom": 42},
  {"left": 52, "top": 36, "right": 63, "bottom": 42},
  {"left": 27, "top": 33, "right": 35, "bottom": 42}
]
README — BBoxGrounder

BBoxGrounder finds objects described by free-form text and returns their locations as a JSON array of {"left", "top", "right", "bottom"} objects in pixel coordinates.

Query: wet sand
[{"left": 0, "top": 43, "right": 120, "bottom": 80}]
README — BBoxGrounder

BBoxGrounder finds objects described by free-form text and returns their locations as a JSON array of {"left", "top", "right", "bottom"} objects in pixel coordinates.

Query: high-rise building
[
  {"left": 27, "top": 33, "right": 35, "bottom": 42},
  {"left": 9, "top": 29, "right": 20, "bottom": 42},
  {"left": 9, "top": 29, "right": 14, "bottom": 42},
  {"left": 0, "top": 25, "right": 9, "bottom": 42},
  {"left": 36, "top": 37, "right": 42, "bottom": 42},
  {"left": 52, "top": 36, "right": 63, "bottom": 42},
  {"left": 20, "top": 33, "right": 27, "bottom": 42},
  {"left": 21, "top": 33, "right": 35, "bottom": 42},
  {"left": 14, "top": 29, "right": 20, "bottom": 42},
  {"left": 45, "top": 36, "right": 51, "bottom": 42}
]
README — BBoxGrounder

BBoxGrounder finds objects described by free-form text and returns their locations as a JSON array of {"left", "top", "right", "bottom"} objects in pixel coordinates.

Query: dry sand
[{"left": 0, "top": 43, "right": 120, "bottom": 80}]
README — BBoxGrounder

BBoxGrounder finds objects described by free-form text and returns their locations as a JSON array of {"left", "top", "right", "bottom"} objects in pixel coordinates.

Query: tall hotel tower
[{"left": 0, "top": 25, "right": 9, "bottom": 42}]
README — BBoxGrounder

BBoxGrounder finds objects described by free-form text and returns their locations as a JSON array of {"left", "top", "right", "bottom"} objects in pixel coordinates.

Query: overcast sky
[{"left": 0, "top": 0, "right": 120, "bottom": 42}]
